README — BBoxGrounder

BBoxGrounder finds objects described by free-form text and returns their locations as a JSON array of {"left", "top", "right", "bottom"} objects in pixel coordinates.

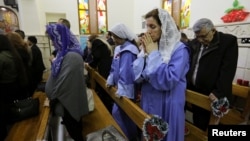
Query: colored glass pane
[
  {"left": 79, "top": 10, "right": 90, "bottom": 34},
  {"left": 97, "top": 0, "right": 106, "bottom": 10},
  {"left": 97, "top": 11, "right": 106, "bottom": 33},
  {"left": 79, "top": 0, "right": 88, "bottom": 9}
]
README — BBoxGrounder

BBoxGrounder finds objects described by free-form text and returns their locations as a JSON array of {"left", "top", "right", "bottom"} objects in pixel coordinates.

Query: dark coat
[
  {"left": 31, "top": 44, "right": 45, "bottom": 82},
  {"left": 187, "top": 31, "right": 238, "bottom": 102},
  {"left": 29, "top": 44, "right": 45, "bottom": 94},
  {"left": 89, "top": 39, "right": 112, "bottom": 79}
]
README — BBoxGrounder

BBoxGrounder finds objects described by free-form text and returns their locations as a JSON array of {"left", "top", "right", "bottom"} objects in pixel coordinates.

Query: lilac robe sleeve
[
  {"left": 107, "top": 46, "right": 120, "bottom": 86},
  {"left": 117, "top": 51, "right": 136, "bottom": 99},
  {"left": 134, "top": 47, "right": 189, "bottom": 91},
  {"left": 106, "top": 59, "right": 115, "bottom": 86},
  {"left": 133, "top": 57, "right": 146, "bottom": 83}
]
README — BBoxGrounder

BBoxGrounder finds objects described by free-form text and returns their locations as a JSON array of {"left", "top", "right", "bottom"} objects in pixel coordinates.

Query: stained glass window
[
  {"left": 163, "top": 0, "right": 172, "bottom": 15},
  {"left": 78, "top": 0, "right": 107, "bottom": 34},
  {"left": 97, "top": 0, "right": 107, "bottom": 33}
]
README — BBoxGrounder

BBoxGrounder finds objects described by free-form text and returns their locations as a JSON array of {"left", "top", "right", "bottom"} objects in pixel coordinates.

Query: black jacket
[
  {"left": 187, "top": 31, "right": 238, "bottom": 102},
  {"left": 89, "top": 39, "right": 112, "bottom": 79}
]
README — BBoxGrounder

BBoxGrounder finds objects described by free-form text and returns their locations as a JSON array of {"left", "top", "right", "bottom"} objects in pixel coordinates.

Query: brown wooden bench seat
[
  {"left": 5, "top": 91, "right": 50, "bottom": 141},
  {"left": 81, "top": 89, "right": 124, "bottom": 137},
  {"left": 220, "top": 84, "right": 250, "bottom": 125}
]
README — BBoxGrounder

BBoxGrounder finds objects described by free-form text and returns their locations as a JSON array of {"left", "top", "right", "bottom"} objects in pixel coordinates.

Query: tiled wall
[{"left": 182, "top": 22, "right": 250, "bottom": 85}]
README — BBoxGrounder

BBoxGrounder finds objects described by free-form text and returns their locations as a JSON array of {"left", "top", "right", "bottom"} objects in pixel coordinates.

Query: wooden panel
[
  {"left": 186, "top": 89, "right": 212, "bottom": 111},
  {"left": 185, "top": 122, "right": 208, "bottom": 141},
  {"left": 232, "top": 84, "right": 249, "bottom": 98},
  {"left": 81, "top": 90, "right": 125, "bottom": 137},
  {"left": 220, "top": 84, "right": 250, "bottom": 124},
  {"left": 87, "top": 66, "right": 149, "bottom": 129}
]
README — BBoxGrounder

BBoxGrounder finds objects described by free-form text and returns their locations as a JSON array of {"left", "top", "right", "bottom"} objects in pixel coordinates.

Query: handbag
[
  {"left": 9, "top": 97, "right": 40, "bottom": 122},
  {"left": 86, "top": 125, "right": 128, "bottom": 141}
]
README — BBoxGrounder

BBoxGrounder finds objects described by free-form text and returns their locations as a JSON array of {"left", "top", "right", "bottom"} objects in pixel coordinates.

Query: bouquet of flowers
[
  {"left": 211, "top": 97, "right": 230, "bottom": 118},
  {"left": 142, "top": 115, "right": 168, "bottom": 141}
]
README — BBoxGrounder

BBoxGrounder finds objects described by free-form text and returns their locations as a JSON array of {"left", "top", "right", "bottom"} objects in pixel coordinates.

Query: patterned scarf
[{"left": 46, "top": 24, "right": 82, "bottom": 78}]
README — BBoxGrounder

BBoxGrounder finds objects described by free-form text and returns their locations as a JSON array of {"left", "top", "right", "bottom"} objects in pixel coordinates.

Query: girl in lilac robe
[
  {"left": 133, "top": 8, "right": 190, "bottom": 141},
  {"left": 107, "top": 23, "right": 139, "bottom": 140}
]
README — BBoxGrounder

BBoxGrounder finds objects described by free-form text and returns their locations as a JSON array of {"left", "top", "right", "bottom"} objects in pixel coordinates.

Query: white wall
[
  {"left": 133, "top": 0, "right": 162, "bottom": 34},
  {"left": 190, "top": 0, "right": 250, "bottom": 27},
  {"left": 2, "top": 0, "right": 250, "bottom": 34},
  {"left": 107, "top": 0, "right": 135, "bottom": 32},
  {"left": 41, "top": 0, "right": 79, "bottom": 35}
]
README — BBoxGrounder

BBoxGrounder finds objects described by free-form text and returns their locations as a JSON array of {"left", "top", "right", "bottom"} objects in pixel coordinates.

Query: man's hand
[{"left": 209, "top": 93, "right": 218, "bottom": 101}]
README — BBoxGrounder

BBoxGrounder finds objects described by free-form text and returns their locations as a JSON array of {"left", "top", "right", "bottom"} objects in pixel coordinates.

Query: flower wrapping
[
  {"left": 142, "top": 115, "right": 168, "bottom": 141},
  {"left": 211, "top": 97, "right": 230, "bottom": 118}
]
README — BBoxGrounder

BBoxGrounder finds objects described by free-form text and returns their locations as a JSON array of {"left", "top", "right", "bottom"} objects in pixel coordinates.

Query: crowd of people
[{"left": 0, "top": 7, "right": 239, "bottom": 141}]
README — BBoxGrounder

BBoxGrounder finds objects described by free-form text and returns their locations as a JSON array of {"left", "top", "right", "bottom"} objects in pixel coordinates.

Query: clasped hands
[
  {"left": 209, "top": 93, "right": 230, "bottom": 118},
  {"left": 141, "top": 33, "right": 158, "bottom": 54}
]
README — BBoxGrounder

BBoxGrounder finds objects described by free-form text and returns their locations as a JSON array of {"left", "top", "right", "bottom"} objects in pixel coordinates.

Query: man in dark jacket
[
  {"left": 186, "top": 18, "right": 238, "bottom": 131},
  {"left": 27, "top": 36, "right": 46, "bottom": 94}
]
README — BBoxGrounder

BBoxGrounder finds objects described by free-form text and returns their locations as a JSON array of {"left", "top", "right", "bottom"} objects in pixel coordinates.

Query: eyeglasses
[{"left": 195, "top": 30, "right": 211, "bottom": 39}]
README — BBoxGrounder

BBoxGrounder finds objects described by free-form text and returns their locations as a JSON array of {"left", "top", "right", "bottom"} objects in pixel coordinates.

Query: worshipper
[
  {"left": 27, "top": 36, "right": 46, "bottom": 94},
  {"left": 0, "top": 34, "right": 29, "bottom": 140},
  {"left": 85, "top": 34, "right": 114, "bottom": 113},
  {"left": 106, "top": 23, "right": 139, "bottom": 141},
  {"left": 45, "top": 24, "right": 89, "bottom": 141},
  {"left": 133, "top": 8, "right": 190, "bottom": 141},
  {"left": 186, "top": 18, "right": 238, "bottom": 131}
]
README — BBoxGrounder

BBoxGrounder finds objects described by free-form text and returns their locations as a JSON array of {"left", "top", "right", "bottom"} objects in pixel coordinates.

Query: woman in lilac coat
[
  {"left": 133, "top": 8, "right": 190, "bottom": 141},
  {"left": 106, "top": 23, "right": 139, "bottom": 140}
]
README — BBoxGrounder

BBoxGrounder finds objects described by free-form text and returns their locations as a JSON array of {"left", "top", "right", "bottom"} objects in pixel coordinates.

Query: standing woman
[
  {"left": 106, "top": 23, "right": 139, "bottom": 140},
  {"left": 86, "top": 34, "right": 114, "bottom": 113},
  {"left": 87, "top": 34, "right": 113, "bottom": 79},
  {"left": 0, "top": 35, "right": 28, "bottom": 140},
  {"left": 45, "top": 24, "right": 89, "bottom": 141},
  {"left": 133, "top": 8, "right": 190, "bottom": 141},
  {"left": 6, "top": 32, "right": 32, "bottom": 97}
]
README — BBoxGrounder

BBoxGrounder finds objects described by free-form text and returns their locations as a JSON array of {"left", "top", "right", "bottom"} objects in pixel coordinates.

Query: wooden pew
[
  {"left": 86, "top": 66, "right": 219, "bottom": 141},
  {"left": 86, "top": 66, "right": 149, "bottom": 130},
  {"left": 185, "top": 90, "right": 220, "bottom": 141},
  {"left": 81, "top": 89, "right": 124, "bottom": 137},
  {"left": 5, "top": 91, "right": 50, "bottom": 141},
  {"left": 220, "top": 84, "right": 250, "bottom": 125}
]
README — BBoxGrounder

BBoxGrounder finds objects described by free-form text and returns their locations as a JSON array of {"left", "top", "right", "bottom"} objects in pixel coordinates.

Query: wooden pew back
[
  {"left": 86, "top": 66, "right": 149, "bottom": 129},
  {"left": 185, "top": 90, "right": 220, "bottom": 141},
  {"left": 81, "top": 89, "right": 125, "bottom": 137},
  {"left": 220, "top": 84, "right": 250, "bottom": 124}
]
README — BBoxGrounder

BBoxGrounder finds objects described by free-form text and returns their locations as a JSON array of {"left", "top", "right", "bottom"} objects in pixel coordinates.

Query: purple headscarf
[{"left": 46, "top": 24, "right": 83, "bottom": 78}]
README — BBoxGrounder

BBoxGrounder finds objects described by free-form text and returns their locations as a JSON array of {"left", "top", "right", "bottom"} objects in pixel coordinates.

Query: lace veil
[{"left": 158, "top": 8, "right": 181, "bottom": 63}]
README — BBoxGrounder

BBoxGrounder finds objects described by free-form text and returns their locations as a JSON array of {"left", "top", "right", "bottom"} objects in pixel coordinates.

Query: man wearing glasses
[{"left": 186, "top": 18, "right": 238, "bottom": 131}]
